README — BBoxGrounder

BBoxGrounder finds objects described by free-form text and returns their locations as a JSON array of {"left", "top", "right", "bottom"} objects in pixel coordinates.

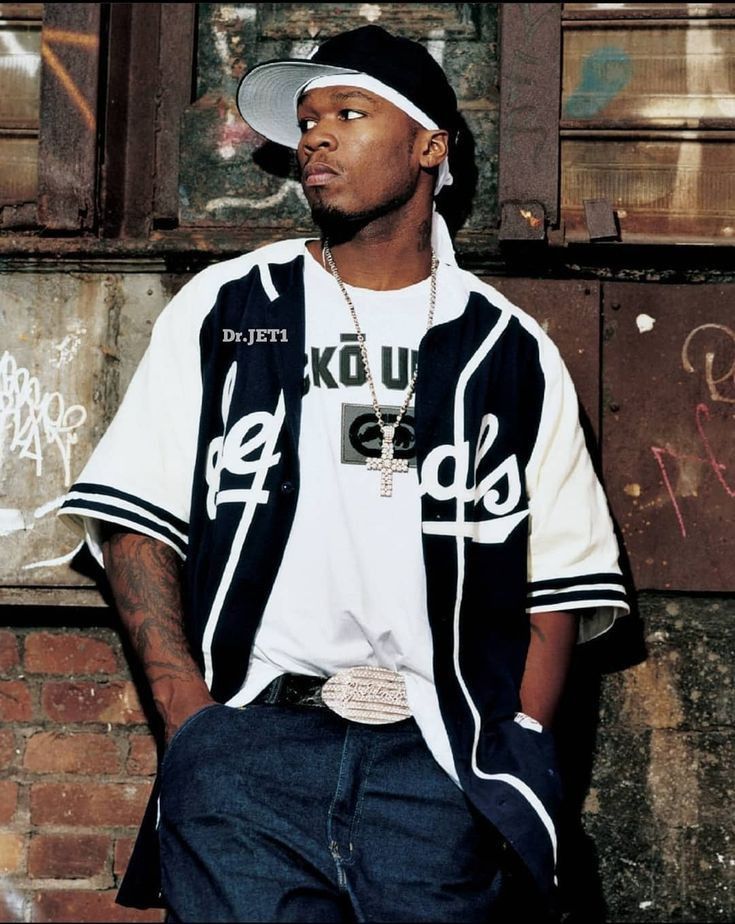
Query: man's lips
[{"left": 302, "top": 162, "right": 341, "bottom": 187}]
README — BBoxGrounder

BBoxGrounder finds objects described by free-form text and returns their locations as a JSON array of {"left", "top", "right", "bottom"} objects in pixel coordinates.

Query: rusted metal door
[
  {"left": 603, "top": 282, "right": 734, "bottom": 591},
  {"left": 495, "top": 276, "right": 734, "bottom": 592}
]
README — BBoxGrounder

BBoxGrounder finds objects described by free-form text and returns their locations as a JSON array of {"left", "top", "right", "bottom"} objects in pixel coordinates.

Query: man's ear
[{"left": 419, "top": 129, "right": 449, "bottom": 171}]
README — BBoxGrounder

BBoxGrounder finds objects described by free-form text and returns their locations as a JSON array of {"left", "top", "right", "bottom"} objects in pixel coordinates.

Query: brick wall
[{"left": 0, "top": 625, "right": 163, "bottom": 923}]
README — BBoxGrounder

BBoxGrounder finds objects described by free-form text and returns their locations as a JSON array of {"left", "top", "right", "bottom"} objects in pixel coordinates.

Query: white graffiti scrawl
[{"left": 0, "top": 350, "right": 87, "bottom": 486}]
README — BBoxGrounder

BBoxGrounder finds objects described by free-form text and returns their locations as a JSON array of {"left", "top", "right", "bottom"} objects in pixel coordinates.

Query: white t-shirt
[{"left": 228, "top": 244, "right": 463, "bottom": 782}]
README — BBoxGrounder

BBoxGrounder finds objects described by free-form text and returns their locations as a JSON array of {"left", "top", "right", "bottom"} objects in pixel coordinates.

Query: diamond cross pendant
[{"left": 366, "top": 425, "right": 409, "bottom": 497}]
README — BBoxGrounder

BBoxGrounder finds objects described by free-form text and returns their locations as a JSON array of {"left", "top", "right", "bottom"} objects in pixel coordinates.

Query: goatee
[{"left": 308, "top": 185, "right": 417, "bottom": 245}]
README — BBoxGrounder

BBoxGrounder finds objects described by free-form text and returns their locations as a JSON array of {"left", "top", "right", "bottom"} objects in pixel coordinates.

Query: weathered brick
[
  {"left": 0, "top": 890, "right": 29, "bottom": 922},
  {"left": 0, "top": 630, "right": 19, "bottom": 673},
  {"left": 24, "top": 732, "right": 121, "bottom": 775},
  {"left": 25, "top": 632, "right": 118, "bottom": 675},
  {"left": 0, "top": 680, "right": 33, "bottom": 721},
  {"left": 113, "top": 837, "right": 135, "bottom": 878},
  {"left": 127, "top": 735, "right": 158, "bottom": 776},
  {"left": 33, "top": 890, "right": 164, "bottom": 923},
  {"left": 28, "top": 833, "right": 110, "bottom": 879},
  {"left": 30, "top": 782, "right": 152, "bottom": 827},
  {"left": 0, "top": 780, "right": 18, "bottom": 823},
  {"left": 41, "top": 681, "right": 146, "bottom": 724},
  {"left": 0, "top": 832, "right": 24, "bottom": 874},
  {"left": 0, "top": 728, "right": 15, "bottom": 769}
]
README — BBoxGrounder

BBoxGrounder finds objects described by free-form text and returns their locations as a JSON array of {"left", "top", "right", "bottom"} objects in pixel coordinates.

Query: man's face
[{"left": 296, "top": 85, "right": 425, "bottom": 228}]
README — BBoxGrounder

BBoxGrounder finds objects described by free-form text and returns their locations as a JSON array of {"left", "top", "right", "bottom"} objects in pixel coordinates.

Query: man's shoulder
[
  {"left": 450, "top": 266, "right": 549, "bottom": 346},
  {"left": 189, "top": 238, "right": 309, "bottom": 295},
  {"left": 149, "top": 238, "right": 309, "bottom": 339}
]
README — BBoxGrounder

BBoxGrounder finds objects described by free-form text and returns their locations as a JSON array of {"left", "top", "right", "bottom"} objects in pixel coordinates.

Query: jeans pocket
[{"left": 161, "top": 703, "right": 222, "bottom": 775}]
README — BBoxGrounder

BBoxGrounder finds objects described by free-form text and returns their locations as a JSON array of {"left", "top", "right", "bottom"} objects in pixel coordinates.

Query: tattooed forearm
[
  {"left": 102, "top": 528, "right": 214, "bottom": 740},
  {"left": 529, "top": 620, "right": 547, "bottom": 643}
]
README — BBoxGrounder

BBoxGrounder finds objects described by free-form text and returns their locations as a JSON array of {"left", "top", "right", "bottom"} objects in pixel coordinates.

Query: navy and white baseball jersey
[{"left": 59, "top": 236, "right": 629, "bottom": 903}]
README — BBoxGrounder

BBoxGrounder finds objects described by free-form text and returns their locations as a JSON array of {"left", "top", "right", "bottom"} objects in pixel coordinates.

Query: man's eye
[
  {"left": 299, "top": 118, "right": 317, "bottom": 132},
  {"left": 341, "top": 109, "right": 364, "bottom": 121}
]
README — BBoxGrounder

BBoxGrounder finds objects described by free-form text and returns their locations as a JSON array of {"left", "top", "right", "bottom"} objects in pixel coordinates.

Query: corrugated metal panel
[
  {"left": 562, "top": 23, "right": 735, "bottom": 126},
  {"left": 561, "top": 136, "right": 735, "bottom": 242},
  {"left": 602, "top": 282, "right": 735, "bottom": 591},
  {"left": 0, "top": 135, "right": 36, "bottom": 203},
  {"left": 560, "top": 12, "right": 735, "bottom": 244},
  {"left": 0, "top": 16, "right": 40, "bottom": 207},
  {"left": 0, "top": 20, "right": 40, "bottom": 128}
]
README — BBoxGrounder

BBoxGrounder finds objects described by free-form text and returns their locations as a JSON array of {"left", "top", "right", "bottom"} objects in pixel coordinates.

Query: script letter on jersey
[{"left": 205, "top": 362, "right": 284, "bottom": 520}]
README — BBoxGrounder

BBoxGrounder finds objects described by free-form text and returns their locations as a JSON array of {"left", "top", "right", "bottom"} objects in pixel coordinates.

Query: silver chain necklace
[{"left": 323, "top": 241, "right": 438, "bottom": 497}]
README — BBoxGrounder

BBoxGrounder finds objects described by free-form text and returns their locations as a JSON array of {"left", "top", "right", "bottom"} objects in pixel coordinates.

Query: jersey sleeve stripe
[
  {"left": 59, "top": 501, "right": 187, "bottom": 558},
  {"left": 63, "top": 483, "right": 189, "bottom": 535},
  {"left": 528, "top": 572, "right": 625, "bottom": 592},
  {"left": 528, "top": 583, "right": 625, "bottom": 598},
  {"left": 526, "top": 588, "right": 628, "bottom": 610}
]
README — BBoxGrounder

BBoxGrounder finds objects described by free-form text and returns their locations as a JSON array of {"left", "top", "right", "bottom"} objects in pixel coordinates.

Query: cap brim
[{"left": 236, "top": 60, "right": 359, "bottom": 149}]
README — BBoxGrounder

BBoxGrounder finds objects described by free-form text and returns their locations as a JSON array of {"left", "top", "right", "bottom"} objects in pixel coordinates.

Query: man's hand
[
  {"left": 519, "top": 610, "right": 578, "bottom": 728},
  {"left": 101, "top": 528, "right": 215, "bottom": 745}
]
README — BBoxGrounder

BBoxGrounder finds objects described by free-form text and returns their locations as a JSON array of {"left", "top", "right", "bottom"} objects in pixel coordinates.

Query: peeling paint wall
[{"left": 0, "top": 273, "right": 185, "bottom": 592}]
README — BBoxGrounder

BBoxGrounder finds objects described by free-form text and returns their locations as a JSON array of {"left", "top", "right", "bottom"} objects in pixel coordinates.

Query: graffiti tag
[{"left": 0, "top": 351, "right": 87, "bottom": 486}]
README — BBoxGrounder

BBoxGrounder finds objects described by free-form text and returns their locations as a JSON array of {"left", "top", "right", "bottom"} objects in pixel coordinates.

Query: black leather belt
[
  {"left": 250, "top": 673, "right": 327, "bottom": 708},
  {"left": 250, "top": 668, "right": 413, "bottom": 724}
]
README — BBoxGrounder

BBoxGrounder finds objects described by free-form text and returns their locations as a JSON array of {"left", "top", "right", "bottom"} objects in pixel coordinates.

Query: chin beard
[
  {"left": 309, "top": 185, "right": 417, "bottom": 244},
  {"left": 309, "top": 204, "right": 368, "bottom": 245}
]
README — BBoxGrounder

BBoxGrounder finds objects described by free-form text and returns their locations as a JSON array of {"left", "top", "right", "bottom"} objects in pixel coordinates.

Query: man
[{"left": 59, "top": 25, "right": 629, "bottom": 923}]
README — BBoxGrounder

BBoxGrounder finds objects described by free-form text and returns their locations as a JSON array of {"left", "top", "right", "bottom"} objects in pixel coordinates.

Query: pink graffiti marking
[{"left": 650, "top": 402, "right": 732, "bottom": 539}]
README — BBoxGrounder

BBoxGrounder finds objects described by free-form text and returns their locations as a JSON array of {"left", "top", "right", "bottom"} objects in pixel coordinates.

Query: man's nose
[{"left": 302, "top": 124, "right": 338, "bottom": 153}]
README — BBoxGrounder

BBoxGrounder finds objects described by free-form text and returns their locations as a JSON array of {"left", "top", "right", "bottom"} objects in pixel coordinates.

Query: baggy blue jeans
[{"left": 158, "top": 702, "right": 513, "bottom": 923}]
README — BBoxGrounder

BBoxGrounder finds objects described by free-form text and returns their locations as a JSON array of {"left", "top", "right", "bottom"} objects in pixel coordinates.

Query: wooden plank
[
  {"left": 498, "top": 3, "right": 562, "bottom": 240},
  {"left": 37, "top": 3, "right": 101, "bottom": 231},
  {"left": 101, "top": 3, "right": 161, "bottom": 238},
  {"left": 563, "top": 3, "right": 735, "bottom": 20},
  {"left": 0, "top": 587, "right": 105, "bottom": 606},
  {"left": 153, "top": 3, "right": 196, "bottom": 225},
  {"left": 0, "top": 4, "right": 43, "bottom": 19}
]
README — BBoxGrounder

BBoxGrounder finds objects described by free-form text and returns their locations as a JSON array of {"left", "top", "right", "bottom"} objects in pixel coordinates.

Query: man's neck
[{"left": 309, "top": 205, "right": 435, "bottom": 291}]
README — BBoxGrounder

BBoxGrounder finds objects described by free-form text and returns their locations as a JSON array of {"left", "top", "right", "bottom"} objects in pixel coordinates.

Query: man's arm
[
  {"left": 519, "top": 611, "right": 578, "bottom": 728},
  {"left": 101, "top": 527, "right": 214, "bottom": 744}
]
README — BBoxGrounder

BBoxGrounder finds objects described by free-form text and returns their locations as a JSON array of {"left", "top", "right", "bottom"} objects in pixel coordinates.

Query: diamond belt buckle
[{"left": 321, "top": 666, "right": 411, "bottom": 724}]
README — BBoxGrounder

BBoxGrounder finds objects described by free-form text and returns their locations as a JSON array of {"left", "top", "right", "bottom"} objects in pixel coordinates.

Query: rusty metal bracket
[
  {"left": 584, "top": 198, "right": 620, "bottom": 242},
  {"left": 500, "top": 200, "right": 547, "bottom": 241}
]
